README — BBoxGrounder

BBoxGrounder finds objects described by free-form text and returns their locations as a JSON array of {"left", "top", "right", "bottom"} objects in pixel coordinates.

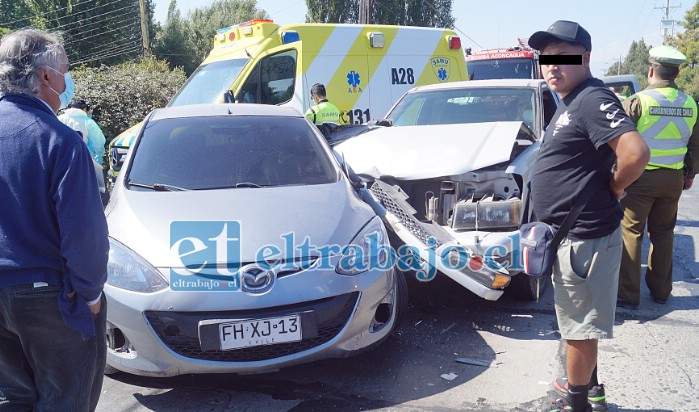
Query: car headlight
[
  {"left": 452, "top": 198, "right": 521, "bottom": 230},
  {"left": 336, "top": 216, "right": 391, "bottom": 276},
  {"left": 107, "top": 238, "right": 168, "bottom": 292}
]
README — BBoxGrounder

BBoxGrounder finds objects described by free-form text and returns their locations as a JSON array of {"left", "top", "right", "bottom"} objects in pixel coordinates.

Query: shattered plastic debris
[
  {"left": 455, "top": 357, "right": 490, "bottom": 367},
  {"left": 440, "top": 373, "right": 458, "bottom": 381},
  {"left": 440, "top": 322, "right": 457, "bottom": 334}
]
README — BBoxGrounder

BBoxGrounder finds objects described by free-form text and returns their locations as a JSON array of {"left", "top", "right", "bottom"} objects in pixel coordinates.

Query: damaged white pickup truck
[{"left": 334, "top": 79, "right": 559, "bottom": 301}]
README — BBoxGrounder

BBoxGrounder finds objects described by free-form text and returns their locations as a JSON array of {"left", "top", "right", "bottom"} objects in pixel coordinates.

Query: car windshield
[
  {"left": 466, "top": 58, "right": 536, "bottom": 80},
  {"left": 168, "top": 59, "right": 248, "bottom": 106},
  {"left": 388, "top": 87, "right": 537, "bottom": 131},
  {"left": 127, "top": 115, "right": 338, "bottom": 190}
]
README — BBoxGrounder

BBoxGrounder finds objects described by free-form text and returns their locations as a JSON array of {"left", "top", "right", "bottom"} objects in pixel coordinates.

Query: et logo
[{"left": 169, "top": 221, "right": 242, "bottom": 291}]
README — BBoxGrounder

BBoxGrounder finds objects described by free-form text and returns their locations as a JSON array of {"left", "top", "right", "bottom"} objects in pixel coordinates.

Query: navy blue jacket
[{"left": 0, "top": 93, "right": 109, "bottom": 337}]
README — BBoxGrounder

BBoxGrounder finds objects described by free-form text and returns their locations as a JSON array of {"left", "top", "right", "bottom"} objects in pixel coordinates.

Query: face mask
[{"left": 47, "top": 66, "right": 75, "bottom": 110}]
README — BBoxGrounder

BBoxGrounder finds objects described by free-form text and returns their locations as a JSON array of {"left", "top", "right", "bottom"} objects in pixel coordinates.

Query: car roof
[
  {"left": 408, "top": 78, "right": 547, "bottom": 93},
  {"left": 149, "top": 104, "right": 304, "bottom": 121},
  {"left": 600, "top": 74, "right": 638, "bottom": 83}
]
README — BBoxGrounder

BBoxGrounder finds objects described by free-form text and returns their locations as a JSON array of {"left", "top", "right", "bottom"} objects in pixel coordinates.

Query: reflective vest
[
  {"left": 305, "top": 100, "right": 340, "bottom": 125},
  {"left": 635, "top": 87, "right": 697, "bottom": 170}
]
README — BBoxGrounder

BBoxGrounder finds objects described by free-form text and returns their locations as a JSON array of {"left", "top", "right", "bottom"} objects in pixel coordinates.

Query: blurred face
[{"left": 540, "top": 41, "right": 591, "bottom": 98}]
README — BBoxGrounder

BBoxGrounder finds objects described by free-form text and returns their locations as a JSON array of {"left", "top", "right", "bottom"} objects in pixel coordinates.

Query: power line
[
  {"left": 73, "top": 43, "right": 141, "bottom": 65},
  {"left": 61, "top": 14, "right": 141, "bottom": 47},
  {"left": 0, "top": 0, "right": 131, "bottom": 27},
  {"left": 62, "top": 21, "right": 141, "bottom": 48},
  {"left": 34, "top": 3, "right": 139, "bottom": 33}
]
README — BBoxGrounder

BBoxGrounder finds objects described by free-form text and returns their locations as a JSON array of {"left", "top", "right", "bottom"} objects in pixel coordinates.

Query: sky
[{"left": 152, "top": 0, "right": 696, "bottom": 76}]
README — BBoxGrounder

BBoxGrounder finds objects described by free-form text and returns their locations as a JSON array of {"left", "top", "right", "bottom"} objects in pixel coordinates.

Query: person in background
[
  {"left": 611, "top": 86, "right": 626, "bottom": 101},
  {"left": 617, "top": 45, "right": 699, "bottom": 309},
  {"left": 58, "top": 97, "right": 106, "bottom": 164},
  {"left": 0, "top": 29, "right": 109, "bottom": 411},
  {"left": 527, "top": 20, "right": 649, "bottom": 412},
  {"left": 305, "top": 83, "right": 340, "bottom": 125}
]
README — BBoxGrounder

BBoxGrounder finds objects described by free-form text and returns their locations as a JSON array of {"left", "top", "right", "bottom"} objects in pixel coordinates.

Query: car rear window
[{"left": 127, "top": 115, "right": 338, "bottom": 189}]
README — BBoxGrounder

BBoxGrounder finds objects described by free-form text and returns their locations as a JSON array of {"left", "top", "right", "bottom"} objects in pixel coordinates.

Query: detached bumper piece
[{"left": 370, "top": 181, "right": 506, "bottom": 301}]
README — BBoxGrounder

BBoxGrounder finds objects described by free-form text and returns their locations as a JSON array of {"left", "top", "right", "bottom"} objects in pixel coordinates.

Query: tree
[
  {"left": 71, "top": 57, "right": 186, "bottom": 144},
  {"left": 187, "top": 0, "right": 268, "bottom": 66},
  {"left": 305, "top": 0, "right": 358, "bottom": 23},
  {"left": 671, "top": 0, "right": 699, "bottom": 98},
  {"left": 0, "top": 0, "right": 153, "bottom": 66},
  {"left": 305, "top": 0, "right": 453, "bottom": 27},
  {"left": 153, "top": 0, "right": 197, "bottom": 74},
  {"left": 606, "top": 39, "right": 651, "bottom": 90}
]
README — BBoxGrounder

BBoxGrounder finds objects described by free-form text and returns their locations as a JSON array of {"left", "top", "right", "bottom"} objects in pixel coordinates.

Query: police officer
[
  {"left": 618, "top": 45, "right": 699, "bottom": 308},
  {"left": 305, "top": 83, "right": 340, "bottom": 125}
]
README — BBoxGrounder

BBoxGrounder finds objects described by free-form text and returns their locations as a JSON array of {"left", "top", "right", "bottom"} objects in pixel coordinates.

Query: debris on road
[
  {"left": 455, "top": 357, "right": 491, "bottom": 367},
  {"left": 440, "top": 373, "right": 458, "bottom": 381}
]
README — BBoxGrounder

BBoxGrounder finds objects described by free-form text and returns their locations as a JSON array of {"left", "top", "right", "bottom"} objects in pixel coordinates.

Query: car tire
[
  {"left": 393, "top": 269, "right": 409, "bottom": 329},
  {"left": 507, "top": 272, "right": 547, "bottom": 300}
]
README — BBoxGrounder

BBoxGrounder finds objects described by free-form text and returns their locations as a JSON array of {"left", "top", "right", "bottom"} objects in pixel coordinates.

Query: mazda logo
[{"left": 240, "top": 263, "right": 277, "bottom": 294}]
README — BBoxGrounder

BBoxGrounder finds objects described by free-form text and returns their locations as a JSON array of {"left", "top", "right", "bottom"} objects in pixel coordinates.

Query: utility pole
[
  {"left": 138, "top": 0, "right": 151, "bottom": 56},
  {"left": 359, "top": 0, "right": 372, "bottom": 24},
  {"left": 655, "top": 0, "right": 681, "bottom": 43}
]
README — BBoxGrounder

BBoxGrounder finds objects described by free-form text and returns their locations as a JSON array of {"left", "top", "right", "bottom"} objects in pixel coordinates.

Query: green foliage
[
  {"left": 305, "top": 0, "right": 454, "bottom": 27},
  {"left": 153, "top": 0, "right": 198, "bottom": 74},
  {"left": 188, "top": 0, "right": 268, "bottom": 65},
  {"left": 305, "top": 0, "right": 359, "bottom": 23},
  {"left": 153, "top": 0, "right": 267, "bottom": 76},
  {"left": 671, "top": 0, "right": 699, "bottom": 98},
  {"left": 0, "top": 0, "right": 153, "bottom": 66},
  {"left": 71, "top": 57, "right": 186, "bottom": 144},
  {"left": 606, "top": 39, "right": 651, "bottom": 90}
]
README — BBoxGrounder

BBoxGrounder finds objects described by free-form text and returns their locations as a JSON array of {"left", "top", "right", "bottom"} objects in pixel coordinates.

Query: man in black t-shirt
[{"left": 528, "top": 21, "right": 650, "bottom": 412}]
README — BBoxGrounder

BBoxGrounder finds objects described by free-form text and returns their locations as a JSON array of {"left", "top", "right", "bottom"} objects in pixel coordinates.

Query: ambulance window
[
  {"left": 238, "top": 50, "right": 297, "bottom": 105},
  {"left": 168, "top": 59, "right": 248, "bottom": 106}
]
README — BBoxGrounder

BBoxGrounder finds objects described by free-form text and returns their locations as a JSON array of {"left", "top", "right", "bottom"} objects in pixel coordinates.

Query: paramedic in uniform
[
  {"left": 305, "top": 83, "right": 340, "bottom": 125},
  {"left": 617, "top": 45, "right": 699, "bottom": 308}
]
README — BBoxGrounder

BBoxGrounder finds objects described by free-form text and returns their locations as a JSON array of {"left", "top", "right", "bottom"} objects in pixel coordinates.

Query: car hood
[
  {"left": 106, "top": 181, "right": 374, "bottom": 268},
  {"left": 334, "top": 122, "right": 523, "bottom": 180}
]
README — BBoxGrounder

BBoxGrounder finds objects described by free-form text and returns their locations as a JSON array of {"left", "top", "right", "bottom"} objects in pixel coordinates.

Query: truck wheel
[{"left": 507, "top": 272, "right": 546, "bottom": 300}]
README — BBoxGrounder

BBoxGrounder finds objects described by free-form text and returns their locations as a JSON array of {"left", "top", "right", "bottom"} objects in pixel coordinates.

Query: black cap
[
  {"left": 67, "top": 98, "right": 89, "bottom": 110},
  {"left": 528, "top": 20, "right": 592, "bottom": 52}
]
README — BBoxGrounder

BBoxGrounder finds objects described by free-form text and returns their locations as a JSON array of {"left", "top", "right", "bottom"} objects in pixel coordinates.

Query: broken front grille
[{"left": 370, "top": 180, "right": 443, "bottom": 248}]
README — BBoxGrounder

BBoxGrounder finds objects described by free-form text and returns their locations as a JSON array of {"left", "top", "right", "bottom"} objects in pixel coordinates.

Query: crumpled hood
[
  {"left": 107, "top": 181, "right": 374, "bottom": 268},
  {"left": 334, "top": 122, "right": 523, "bottom": 180}
]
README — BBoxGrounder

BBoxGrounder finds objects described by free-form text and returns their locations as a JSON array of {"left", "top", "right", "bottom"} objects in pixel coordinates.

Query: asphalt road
[{"left": 97, "top": 185, "right": 699, "bottom": 412}]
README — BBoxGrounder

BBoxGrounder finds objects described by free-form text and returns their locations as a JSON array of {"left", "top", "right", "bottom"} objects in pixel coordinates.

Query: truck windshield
[
  {"left": 467, "top": 58, "right": 536, "bottom": 80},
  {"left": 168, "top": 58, "right": 248, "bottom": 106}
]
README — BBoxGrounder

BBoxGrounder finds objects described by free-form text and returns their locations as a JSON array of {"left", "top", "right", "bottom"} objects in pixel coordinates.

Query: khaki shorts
[{"left": 552, "top": 226, "right": 622, "bottom": 340}]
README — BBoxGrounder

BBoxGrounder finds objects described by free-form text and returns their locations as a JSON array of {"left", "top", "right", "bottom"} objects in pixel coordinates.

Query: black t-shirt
[{"left": 530, "top": 77, "right": 637, "bottom": 239}]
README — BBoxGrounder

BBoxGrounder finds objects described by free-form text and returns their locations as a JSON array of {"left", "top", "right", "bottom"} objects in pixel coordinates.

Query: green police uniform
[
  {"left": 305, "top": 99, "right": 340, "bottom": 125},
  {"left": 618, "top": 46, "right": 699, "bottom": 305}
]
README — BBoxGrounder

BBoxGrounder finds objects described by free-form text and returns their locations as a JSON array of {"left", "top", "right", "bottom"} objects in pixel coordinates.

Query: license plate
[{"left": 218, "top": 315, "right": 301, "bottom": 350}]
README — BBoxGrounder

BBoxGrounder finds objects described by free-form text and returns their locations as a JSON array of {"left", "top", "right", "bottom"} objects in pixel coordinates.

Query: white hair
[{"left": 0, "top": 29, "right": 65, "bottom": 95}]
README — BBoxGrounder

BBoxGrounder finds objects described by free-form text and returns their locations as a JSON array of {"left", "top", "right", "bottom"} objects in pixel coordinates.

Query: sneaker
[
  {"left": 552, "top": 378, "right": 609, "bottom": 411},
  {"left": 548, "top": 397, "right": 593, "bottom": 412}
]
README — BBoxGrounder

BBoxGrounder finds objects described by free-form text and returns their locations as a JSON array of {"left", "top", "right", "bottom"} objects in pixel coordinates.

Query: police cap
[{"left": 649, "top": 45, "right": 686, "bottom": 67}]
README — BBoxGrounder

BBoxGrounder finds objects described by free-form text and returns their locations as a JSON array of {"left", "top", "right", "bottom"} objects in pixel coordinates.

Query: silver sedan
[{"left": 104, "top": 104, "right": 407, "bottom": 377}]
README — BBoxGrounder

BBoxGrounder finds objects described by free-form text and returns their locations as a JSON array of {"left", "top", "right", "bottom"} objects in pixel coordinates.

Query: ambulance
[{"left": 109, "top": 20, "right": 469, "bottom": 177}]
